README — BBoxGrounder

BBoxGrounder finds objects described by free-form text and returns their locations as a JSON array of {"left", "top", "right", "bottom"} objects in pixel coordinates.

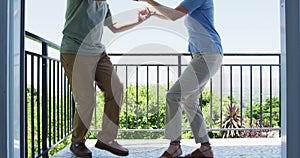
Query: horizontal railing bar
[
  {"left": 207, "top": 128, "right": 281, "bottom": 132},
  {"left": 25, "top": 51, "right": 42, "bottom": 57},
  {"left": 107, "top": 53, "right": 191, "bottom": 56},
  {"left": 25, "top": 31, "right": 60, "bottom": 50},
  {"left": 113, "top": 64, "right": 280, "bottom": 67},
  {"left": 25, "top": 32, "right": 280, "bottom": 60},
  {"left": 106, "top": 53, "right": 280, "bottom": 56},
  {"left": 26, "top": 50, "right": 280, "bottom": 67},
  {"left": 26, "top": 51, "right": 281, "bottom": 58},
  {"left": 114, "top": 64, "right": 189, "bottom": 66},
  {"left": 222, "top": 53, "right": 281, "bottom": 56},
  {"left": 91, "top": 127, "right": 281, "bottom": 133},
  {"left": 25, "top": 51, "right": 60, "bottom": 61},
  {"left": 222, "top": 64, "right": 280, "bottom": 66}
]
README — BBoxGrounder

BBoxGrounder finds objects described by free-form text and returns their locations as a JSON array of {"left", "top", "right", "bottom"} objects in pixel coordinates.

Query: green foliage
[
  {"left": 26, "top": 84, "right": 281, "bottom": 157},
  {"left": 182, "top": 131, "right": 193, "bottom": 139},
  {"left": 27, "top": 86, "right": 73, "bottom": 157},
  {"left": 200, "top": 90, "right": 211, "bottom": 106},
  {"left": 116, "top": 85, "right": 224, "bottom": 139},
  {"left": 118, "top": 131, "right": 165, "bottom": 139},
  {"left": 48, "top": 136, "right": 72, "bottom": 157},
  {"left": 90, "top": 84, "right": 216, "bottom": 139},
  {"left": 26, "top": 87, "right": 39, "bottom": 157},
  {"left": 245, "top": 97, "right": 280, "bottom": 128},
  {"left": 201, "top": 90, "right": 220, "bottom": 130},
  {"left": 118, "top": 84, "right": 167, "bottom": 138},
  {"left": 121, "top": 84, "right": 167, "bottom": 129}
]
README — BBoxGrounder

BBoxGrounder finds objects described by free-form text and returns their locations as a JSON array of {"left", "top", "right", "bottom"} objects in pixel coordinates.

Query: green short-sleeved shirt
[{"left": 60, "top": 0, "right": 114, "bottom": 55}]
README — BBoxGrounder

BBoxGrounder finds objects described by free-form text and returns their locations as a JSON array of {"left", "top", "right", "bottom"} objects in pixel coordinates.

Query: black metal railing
[
  {"left": 25, "top": 31, "right": 74, "bottom": 158},
  {"left": 90, "top": 53, "right": 281, "bottom": 135},
  {"left": 24, "top": 31, "right": 281, "bottom": 157}
]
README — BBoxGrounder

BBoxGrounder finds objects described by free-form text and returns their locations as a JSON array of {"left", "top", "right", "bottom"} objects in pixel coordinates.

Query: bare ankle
[
  {"left": 200, "top": 142, "right": 212, "bottom": 151},
  {"left": 201, "top": 142, "right": 210, "bottom": 146},
  {"left": 167, "top": 141, "right": 181, "bottom": 155},
  {"left": 170, "top": 140, "right": 180, "bottom": 145}
]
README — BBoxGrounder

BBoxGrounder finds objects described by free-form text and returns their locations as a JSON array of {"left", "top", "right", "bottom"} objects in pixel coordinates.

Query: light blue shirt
[
  {"left": 60, "top": 0, "right": 114, "bottom": 55},
  {"left": 180, "top": 0, "right": 223, "bottom": 54}
]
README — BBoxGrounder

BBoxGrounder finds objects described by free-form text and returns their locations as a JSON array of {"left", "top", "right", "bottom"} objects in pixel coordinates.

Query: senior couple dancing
[{"left": 60, "top": 0, "right": 223, "bottom": 157}]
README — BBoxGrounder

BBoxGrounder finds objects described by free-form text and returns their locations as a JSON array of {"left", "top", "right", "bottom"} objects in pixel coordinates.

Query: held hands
[
  {"left": 134, "top": 0, "right": 152, "bottom": 3},
  {"left": 138, "top": 7, "right": 156, "bottom": 22}
]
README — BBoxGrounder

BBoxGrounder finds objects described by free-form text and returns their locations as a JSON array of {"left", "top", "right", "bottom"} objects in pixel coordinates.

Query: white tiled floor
[{"left": 53, "top": 138, "right": 281, "bottom": 158}]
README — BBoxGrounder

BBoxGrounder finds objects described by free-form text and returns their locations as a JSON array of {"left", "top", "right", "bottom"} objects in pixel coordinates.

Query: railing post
[
  {"left": 20, "top": 0, "right": 26, "bottom": 157},
  {"left": 42, "top": 42, "right": 48, "bottom": 158},
  {"left": 282, "top": 0, "right": 300, "bottom": 157},
  {"left": 0, "top": 1, "right": 9, "bottom": 157},
  {"left": 177, "top": 55, "right": 182, "bottom": 77}
]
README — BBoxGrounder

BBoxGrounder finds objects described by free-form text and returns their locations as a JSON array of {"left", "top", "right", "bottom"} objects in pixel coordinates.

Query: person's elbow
[
  {"left": 107, "top": 25, "right": 120, "bottom": 33},
  {"left": 170, "top": 6, "right": 188, "bottom": 21},
  {"left": 169, "top": 16, "right": 180, "bottom": 21},
  {"left": 169, "top": 11, "right": 186, "bottom": 21},
  {"left": 168, "top": 14, "right": 183, "bottom": 21},
  {"left": 110, "top": 28, "right": 119, "bottom": 33}
]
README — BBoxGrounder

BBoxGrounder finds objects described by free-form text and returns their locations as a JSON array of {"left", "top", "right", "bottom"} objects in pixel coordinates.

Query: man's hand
[
  {"left": 134, "top": 0, "right": 187, "bottom": 21},
  {"left": 134, "top": 0, "right": 151, "bottom": 2},
  {"left": 138, "top": 7, "right": 156, "bottom": 22}
]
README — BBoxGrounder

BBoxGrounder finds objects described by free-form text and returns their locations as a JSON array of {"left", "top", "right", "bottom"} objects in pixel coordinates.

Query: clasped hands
[{"left": 138, "top": 7, "right": 156, "bottom": 22}]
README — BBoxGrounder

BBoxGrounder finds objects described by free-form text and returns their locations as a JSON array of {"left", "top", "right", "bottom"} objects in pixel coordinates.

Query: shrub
[
  {"left": 244, "top": 97, "right": 280, "bottom": 128},
  {"left": 220, "top": 103, "right": 244, "bottom": 138}
]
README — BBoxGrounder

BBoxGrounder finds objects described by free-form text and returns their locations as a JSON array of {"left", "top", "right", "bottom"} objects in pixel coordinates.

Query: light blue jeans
[{"left": 165, "top": 52, "right": 222, "bottom": 143}]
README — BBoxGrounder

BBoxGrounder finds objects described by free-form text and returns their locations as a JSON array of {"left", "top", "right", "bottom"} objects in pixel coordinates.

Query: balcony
[
  {"left": 24, "top": 31, "right": 281, "bottom": 158},
  {"left": 53, "top": 138, "right": 280, "bottom": 157}
]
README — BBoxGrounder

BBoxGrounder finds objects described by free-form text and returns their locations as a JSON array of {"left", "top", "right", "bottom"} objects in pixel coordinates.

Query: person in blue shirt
[{"left": 137, "top": 0, "right": 223, "bottom": 157}]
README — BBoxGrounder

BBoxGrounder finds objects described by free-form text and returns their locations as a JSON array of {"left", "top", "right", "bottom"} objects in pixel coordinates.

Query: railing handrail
[
  {"left": 107, "top": 53, "right": 281, "bottom": 56},
  {"left": 25, "top": 31, "right": 60, "bottom": 50},
  {"left": 25, "top": 31, "right": 280, "bottom": 57},
  {"left": 90, "top": 127, "right": 281, "bottom": 133}
]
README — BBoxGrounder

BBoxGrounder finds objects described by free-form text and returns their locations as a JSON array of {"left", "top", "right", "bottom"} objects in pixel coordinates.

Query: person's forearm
[
  {"left": 145, "top": 0, "right": 185, "bottom": 21},
  {"left": 152, "top": 12, "right": 169, "bottom": 20},
  {"left": 109, "top": 21, "right": 142, "bottom": 33}
]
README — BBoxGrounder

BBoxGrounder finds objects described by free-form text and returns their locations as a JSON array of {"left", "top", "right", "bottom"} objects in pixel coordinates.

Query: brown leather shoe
[
  {"left": 70, "top": 142, "right": 92, "bottom": 157},
  {"left": 95, "top": 140, "right": 129, "bottom": 156}
]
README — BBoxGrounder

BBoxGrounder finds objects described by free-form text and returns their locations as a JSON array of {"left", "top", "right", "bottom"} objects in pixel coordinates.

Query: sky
[
  {"left": 25, "top": 0, "right": 281, "bottom": 54},
  {"left": 24, "top": 0, "right": 281, "bottom": 95}
]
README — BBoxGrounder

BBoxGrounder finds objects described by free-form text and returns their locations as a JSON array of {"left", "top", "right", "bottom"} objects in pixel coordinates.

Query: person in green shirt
[{"left": 60, "top": 0, "right": 154, "bottom": 157}]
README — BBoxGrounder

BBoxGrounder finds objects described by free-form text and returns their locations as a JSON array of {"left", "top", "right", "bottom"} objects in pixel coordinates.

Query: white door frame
[
  {"left": 280, "top": 0, "right": 300, "bottom": 157},
  {"left": 0, "top": 0, "right": 25, "bottom": 157}
]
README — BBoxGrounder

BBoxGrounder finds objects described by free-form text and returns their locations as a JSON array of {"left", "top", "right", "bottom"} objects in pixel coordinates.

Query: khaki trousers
[{"left": 61, "top": 52, "right": 123, "bottom": 143}]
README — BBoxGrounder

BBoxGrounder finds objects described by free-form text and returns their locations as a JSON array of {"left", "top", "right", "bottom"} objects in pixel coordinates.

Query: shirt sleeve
[
  {"left": 104, "top": 7, "right": 116, "bottom": 26},
  {"left": 180, "top": 0, "right": 206, "bottom": 13}
]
